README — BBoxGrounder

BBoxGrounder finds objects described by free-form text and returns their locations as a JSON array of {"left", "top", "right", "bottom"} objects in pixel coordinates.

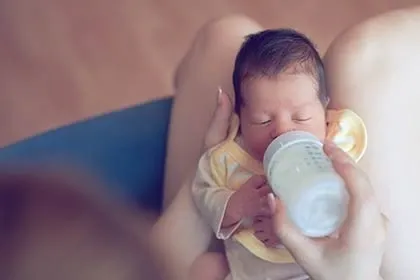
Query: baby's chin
[
  {"left": 236, "top": 136, "right": 265, "bottom": 161},
  {"left": 253, "top": 148, "right": 266, "bottom": 162},
  {"left": 245, "top": 145, "right": 266, "bottom": 162}
]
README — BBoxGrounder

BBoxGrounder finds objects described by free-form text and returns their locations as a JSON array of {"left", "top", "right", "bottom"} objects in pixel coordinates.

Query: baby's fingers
[
  {"left": 257, "top": 194, "right": 274, "bottom": 217},
  {"left": 256, "top": 204, "right": 272, "bottom": 217},
  {"left": 257, "top": 185, "right": 271, "bottom": 197},
  {"left": 254, "top": 231, "right": 281, "bottom": 248}
]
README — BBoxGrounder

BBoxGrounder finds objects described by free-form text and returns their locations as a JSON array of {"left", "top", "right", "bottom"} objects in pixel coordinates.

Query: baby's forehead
[
  {"left": 243, "top": 72, "right": 318, "bottom": 91},
  {"left": 241, "top": 75, "right": 319, "bottom": 108}
]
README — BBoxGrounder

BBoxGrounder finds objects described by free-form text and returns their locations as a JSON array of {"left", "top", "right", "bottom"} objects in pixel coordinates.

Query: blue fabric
[{"left": 0, "top": 98, "right": 173, "bottom": 210}]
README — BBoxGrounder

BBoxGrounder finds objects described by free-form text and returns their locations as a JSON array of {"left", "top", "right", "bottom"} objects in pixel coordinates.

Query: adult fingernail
[
  {"left": 217, "top": 87, "right": 223, "bottom": 104},
  {"left": 268, "top": 193, "right": 276, "bottom": 214}
]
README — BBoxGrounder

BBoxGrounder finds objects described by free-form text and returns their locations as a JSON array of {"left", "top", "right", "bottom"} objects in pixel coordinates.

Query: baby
[{"left": 191, "top": 29, "right": 366, "bottom": 280}]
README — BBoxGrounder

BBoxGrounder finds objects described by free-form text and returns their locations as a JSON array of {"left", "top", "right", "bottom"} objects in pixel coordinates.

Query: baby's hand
[
  {"left": 222, "top": 176, "right": 271, "bottom": 227},
  {"left": 253, "top": 215, "right": 283, "bottom": 248}
]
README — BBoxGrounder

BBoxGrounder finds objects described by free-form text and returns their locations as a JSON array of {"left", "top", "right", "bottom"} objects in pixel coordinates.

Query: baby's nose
[{"left": 271, "top": 121, "right": 296, "bottom": 139}]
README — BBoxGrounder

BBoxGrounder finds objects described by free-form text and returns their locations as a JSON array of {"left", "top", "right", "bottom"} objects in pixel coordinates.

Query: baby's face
[{"left": 239, "top": 73, "right": 326, "bottom": 161}]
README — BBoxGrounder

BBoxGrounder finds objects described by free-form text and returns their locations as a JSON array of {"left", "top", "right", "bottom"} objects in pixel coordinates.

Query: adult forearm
[{"left": 150, "top": 183, "right": 213, "bottom": 280}]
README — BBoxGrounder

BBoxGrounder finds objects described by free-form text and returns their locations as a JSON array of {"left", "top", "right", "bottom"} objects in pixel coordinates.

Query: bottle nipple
[{"left": 326, "top": 109, "right": 368, "bottom": 162}]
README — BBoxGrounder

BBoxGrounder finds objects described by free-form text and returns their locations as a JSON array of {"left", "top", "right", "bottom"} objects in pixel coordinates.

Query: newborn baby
[{"left": 191, "top": 29, "right": 366, "bottom": 280}]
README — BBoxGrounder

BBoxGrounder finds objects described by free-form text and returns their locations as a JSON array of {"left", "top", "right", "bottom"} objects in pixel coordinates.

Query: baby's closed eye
[
  {"left": 293, "top": 115, "right": 312, "bottom": 122},
  {"left": 256, "top": 119, "right": 271, "bottom": 125},
  {"left": 249, "top": 116, "right": 271, "bottom": 125}
]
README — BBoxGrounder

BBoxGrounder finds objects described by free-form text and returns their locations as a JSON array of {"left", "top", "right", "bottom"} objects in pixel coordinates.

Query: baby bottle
[{"left": 263, "top": 131, "right": 349, "bottom": 238}]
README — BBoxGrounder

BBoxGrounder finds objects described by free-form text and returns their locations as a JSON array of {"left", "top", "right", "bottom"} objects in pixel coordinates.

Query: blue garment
[{"left": 0, "top": 98, "right": 173, "bottom": 211}]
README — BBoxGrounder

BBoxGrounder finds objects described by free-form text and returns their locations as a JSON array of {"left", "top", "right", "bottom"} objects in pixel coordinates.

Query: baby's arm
[
  {"left": 191, "top": 150, "right": 242, "bottom": 239},
  {"left": 192, "top": 149, "right": 271, "bottom": 240}
]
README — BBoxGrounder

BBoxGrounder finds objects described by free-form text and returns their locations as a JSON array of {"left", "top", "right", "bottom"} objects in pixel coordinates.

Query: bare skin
[
  {"left": 152, "top": 7, "right": 420, "bottom": 280},
  {"left": 0, "top": 169, "right": 160, "bottom": 280},
  {"left": 273, "top": 141, "right": 387, "bottom": 280}
]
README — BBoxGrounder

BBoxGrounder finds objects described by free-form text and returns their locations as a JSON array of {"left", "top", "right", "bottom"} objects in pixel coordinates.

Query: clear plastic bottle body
[{"left": 264, "top": 131, "right": 349, "bottom": 237}]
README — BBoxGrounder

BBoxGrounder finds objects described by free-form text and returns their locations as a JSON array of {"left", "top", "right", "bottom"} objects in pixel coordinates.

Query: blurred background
[{"left": 0, "top": 0, "right": 419, "bottom": 147}]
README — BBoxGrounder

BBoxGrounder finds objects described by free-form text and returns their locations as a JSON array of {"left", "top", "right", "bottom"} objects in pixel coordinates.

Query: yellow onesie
[{"left": 191, "top": 109, "right": 367, "bottom": 280}]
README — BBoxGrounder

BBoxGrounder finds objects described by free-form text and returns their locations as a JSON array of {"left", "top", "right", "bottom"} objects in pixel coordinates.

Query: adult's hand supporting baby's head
[{"left": 203, "top": 88, "right": 233, "bottom": 150}]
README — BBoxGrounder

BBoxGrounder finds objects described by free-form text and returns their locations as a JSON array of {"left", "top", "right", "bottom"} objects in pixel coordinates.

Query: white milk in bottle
[{"left": 263, "top": 131, "right": 348, "bottom": 237}]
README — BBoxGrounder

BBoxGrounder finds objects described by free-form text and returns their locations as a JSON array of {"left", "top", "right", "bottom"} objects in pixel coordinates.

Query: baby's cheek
[
  {"left": 247, "top": 134, "right": 272, "bottom": 159},
  {"left": 315, "top": 126, "right": 327, "bottom": 141},
  {"left": 307, "top": 118, "right": 327, "bottom": 140}
]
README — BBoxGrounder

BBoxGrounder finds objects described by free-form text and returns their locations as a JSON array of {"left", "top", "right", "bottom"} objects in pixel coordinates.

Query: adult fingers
[
  {"left": 324, "top": 141, "right": 373, "bottom": 204},
  {"left": 324, "top": 141, "right": 386, "bottom": 246},
  {"left": 324, "top": 140, "right": 373, "bottom": 225},
  {"left": 272, "top": 198, "right": 323, "bottom": 267},
  {"left": 203, "top": 88, "right": 233, "bottom": 150}
]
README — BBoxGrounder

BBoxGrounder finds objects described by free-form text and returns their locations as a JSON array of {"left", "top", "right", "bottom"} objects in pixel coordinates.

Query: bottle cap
[{"left": 263, "top": 130, "right": 322, "bottom": 176}]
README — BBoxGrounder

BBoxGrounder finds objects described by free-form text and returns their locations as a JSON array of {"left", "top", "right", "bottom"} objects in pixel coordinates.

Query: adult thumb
[
  {"left": 272, "top": 198, "right": 322, "bottom": 266},
  {"left": 204, "top": 88, "right": 233, "bottom": 150}
]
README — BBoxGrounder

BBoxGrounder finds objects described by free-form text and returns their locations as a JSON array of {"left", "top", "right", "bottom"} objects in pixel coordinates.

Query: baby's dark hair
[{"left": 232, "top": 28, "right": 327, "bottom": 114}]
